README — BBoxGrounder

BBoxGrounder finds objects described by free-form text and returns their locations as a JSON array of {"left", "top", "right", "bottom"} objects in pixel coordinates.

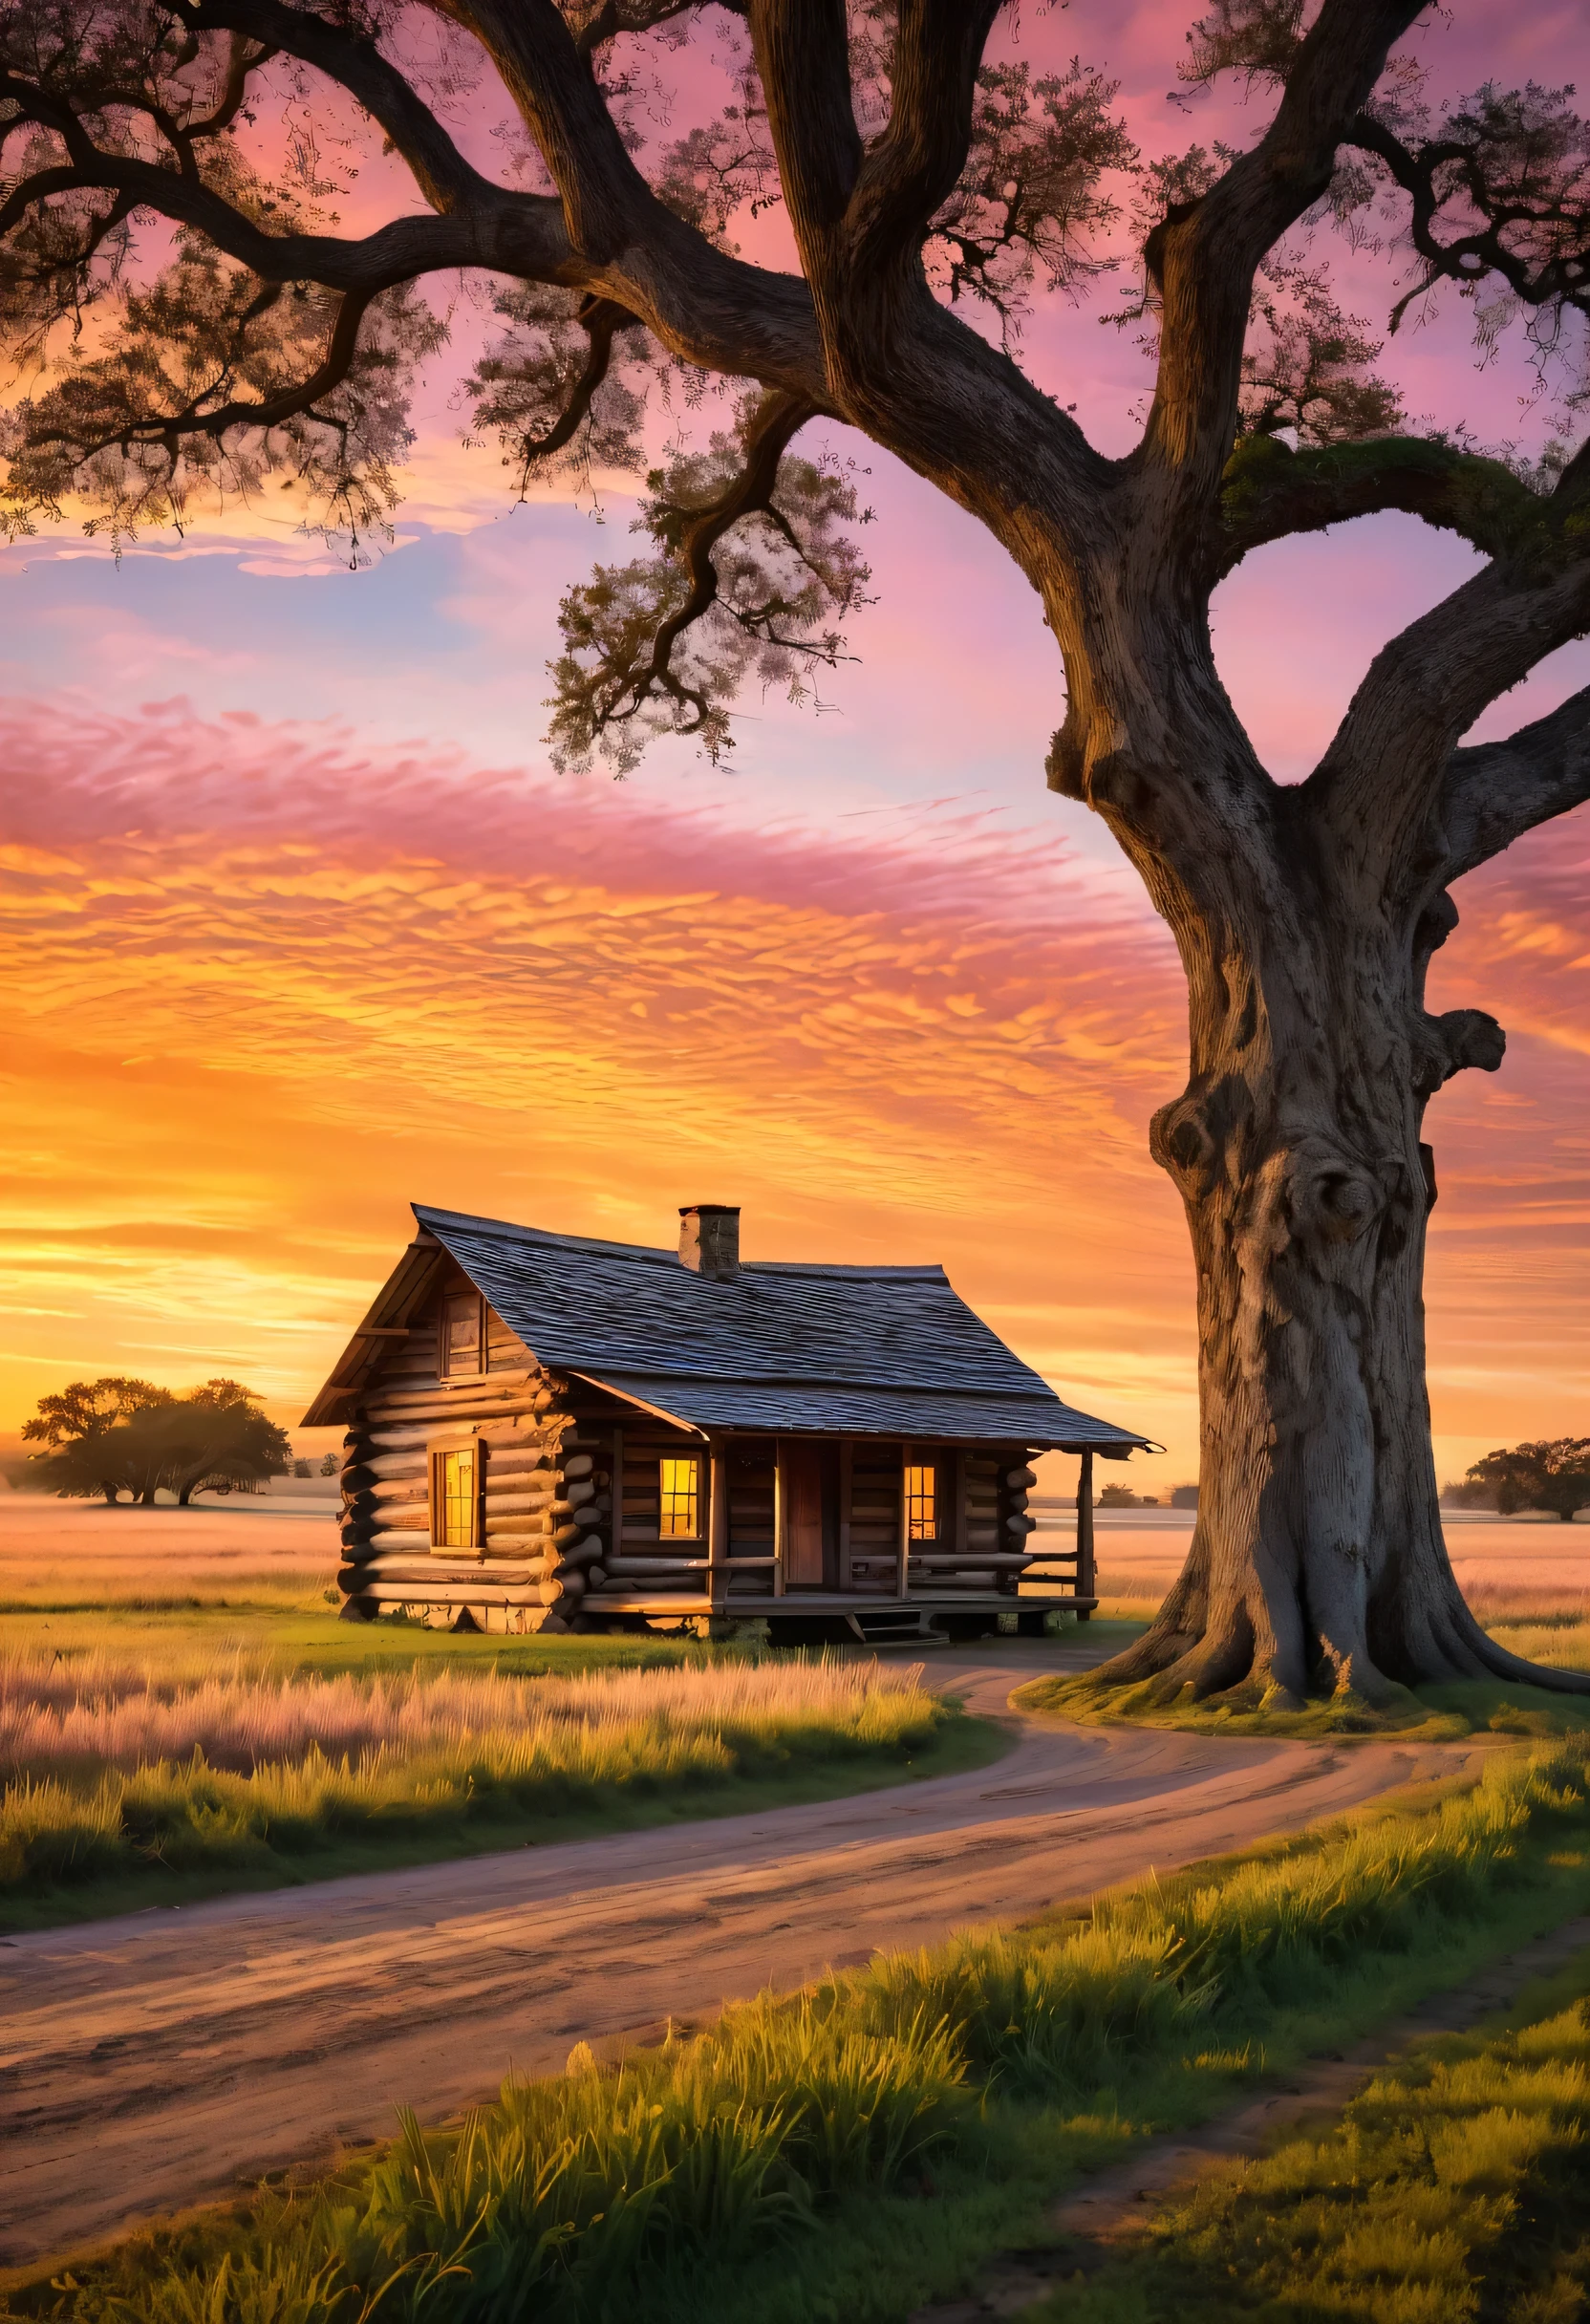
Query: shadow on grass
[{"left": 1016, "top": 1667, "right": 1590, "bottom": 1742}]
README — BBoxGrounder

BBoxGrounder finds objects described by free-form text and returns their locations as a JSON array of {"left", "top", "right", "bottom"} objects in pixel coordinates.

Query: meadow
[
  {"left": 7, "top": 1741, "right": 1590, "bottom": 2324},
  {"left": 1036, "top": 1939, "right": 1590, "bottom": 2321},
  {"left": 0, "top": 1646, "right": 978, "bottom": 1924}
]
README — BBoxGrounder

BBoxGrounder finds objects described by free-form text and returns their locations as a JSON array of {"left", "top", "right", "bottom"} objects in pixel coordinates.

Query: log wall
[{"left": 333, "top": 1265, "right": 1074, "bottom": 1626}]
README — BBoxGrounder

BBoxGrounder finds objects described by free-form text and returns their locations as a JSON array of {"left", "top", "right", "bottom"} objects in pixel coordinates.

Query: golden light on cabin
[
  {"left": 905, "top": 1462, "right": 937, "bottom": 1541},
  {"left": 658, "top": 1455, "right": 701, "bottom": 1539},
  {"left": 441, "top": 1292, "right": 483, "bottom": 1380},
  {"left": 436, "top": 1446, "right": 477, "bottom": 1547}
]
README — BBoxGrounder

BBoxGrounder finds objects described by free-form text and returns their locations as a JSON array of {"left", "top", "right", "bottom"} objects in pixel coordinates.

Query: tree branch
[
  {"left": 437, "top": 0, "right": 656, "bottom": 261},
  {"left": 186, "top": 0, "right": 494, "bottom": 217},
  {"left": 1216, "top": 432, "right": 1560, "bottom": 575},
  {"left": 1345, "top": 106, "right": 1590, "bottom": 334},
  {"left": 0, "top": 64, "right": 561, "bottom": 289},
  {"left": 628, "top": 391, "right": 815, "bottom": 700},
  {"left": 504, "top": 292, "right": 637, "bottom": 489},
  {"left": 1306, "top": 550, "right": 1590, "bottom": 883},
  {"left": 44, "top": 286, "right": 375, "bottom": 459},
  {"left": 750, "top": 0, "right": 863, "bottom": 260},
  {"left": 1440, "top": 684, "right": 1590, "bottom": 879},
  {"left": 845, "top": 0, "right": 1004, "bottom": 285},
  {"left": 1145, "top": 0, "right": 1422, "bottom": 488}
]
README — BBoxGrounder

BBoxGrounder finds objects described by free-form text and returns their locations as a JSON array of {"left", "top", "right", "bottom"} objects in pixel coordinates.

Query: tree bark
[{"left": 1071, "top": 774, "right": 1590, "bottom": 1705}]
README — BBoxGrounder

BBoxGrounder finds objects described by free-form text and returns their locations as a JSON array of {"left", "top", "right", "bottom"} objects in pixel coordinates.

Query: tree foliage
[
  {"left": 23, "top": 1376, "right": 290, "bottom": 1504},
  {"left": 3, "top": 0, "right": 1583, "bottom": 758},
  {"left": 1465, "top": 1438, "right": 1590, "bottom": 1524}
]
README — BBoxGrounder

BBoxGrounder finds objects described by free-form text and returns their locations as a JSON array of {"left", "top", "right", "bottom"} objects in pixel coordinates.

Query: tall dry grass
[
  {"left": 0, "top": 1654, "right": 946, "bottom": 1897},
  {"left": 0, "top": 1650, "right": 934, "bottom": 1779}
]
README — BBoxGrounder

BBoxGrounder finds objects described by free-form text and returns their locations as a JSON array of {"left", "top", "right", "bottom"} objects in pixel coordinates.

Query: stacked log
[
  {"left": 906, "top": 1455, "right": 1045, "bottom": 1594},
  {"left": 337, "top": 1365, "right": 612, "bottom": 1631}
]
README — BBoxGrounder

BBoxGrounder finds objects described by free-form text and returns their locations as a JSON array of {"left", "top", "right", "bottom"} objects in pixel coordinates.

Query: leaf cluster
[{"left": 548, "top": 397, "right": 872, "bottom": 772}]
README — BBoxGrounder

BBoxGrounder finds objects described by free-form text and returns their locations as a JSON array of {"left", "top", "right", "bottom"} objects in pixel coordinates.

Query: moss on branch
[{"left": 1217, "top": 431, "right": 1581, "bottom": 576}]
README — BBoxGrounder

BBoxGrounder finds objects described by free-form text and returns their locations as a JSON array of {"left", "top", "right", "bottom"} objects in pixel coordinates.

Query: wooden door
[{"left": 783, "top": 1441, "right": 836, "bottom": 1587}]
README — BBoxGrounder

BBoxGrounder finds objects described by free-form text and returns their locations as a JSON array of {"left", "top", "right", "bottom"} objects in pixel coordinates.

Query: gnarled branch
[
  {"left": 1306, "top": 550, "right": 1590, "bottom": 881},
  {"left": 185, "top": 0, "right": 493, "bottom": 216},
  {"left": 1216, "top": 432, "right": 1558, "bottom": 575},
  {"left": 846, "top": 0, "right": 1004, "bottom": 287},
  {"left": 1440, "top": 683, "right": 1590, "bottom": 880},
  {"left": 1145, "top": 0, "right": 1422, "bottom": 485}
]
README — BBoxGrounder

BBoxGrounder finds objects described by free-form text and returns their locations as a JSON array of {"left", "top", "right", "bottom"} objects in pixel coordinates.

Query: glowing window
[
  {"left": 904, "top": 1462, "right": 937, "bottom": 1541},
  {"left": 437, "top": 1447, "right": 477, "bottom": 1547},
  {"left": 658, "top": 1455, "right": 701, "bottom": 1539}
]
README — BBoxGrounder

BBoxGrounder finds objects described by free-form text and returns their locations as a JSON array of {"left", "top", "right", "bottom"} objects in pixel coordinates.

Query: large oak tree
[{"left": 4, "top": 0, "right": 1589, "bottom": 1709}]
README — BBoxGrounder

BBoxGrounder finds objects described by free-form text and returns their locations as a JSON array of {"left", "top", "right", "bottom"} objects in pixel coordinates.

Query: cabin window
[
  {"left": 429, "top": 1444, "right": 480, "bottom": 1549},
  {"left": 440, "top": 1290, "right": 484, "bottom": 1380},
  {"left": 658, "top": 1455, "right": 702, "bottom": 1539},
  {"left": 904, "top": 1460, "right": 938, "bottom": 1541}
]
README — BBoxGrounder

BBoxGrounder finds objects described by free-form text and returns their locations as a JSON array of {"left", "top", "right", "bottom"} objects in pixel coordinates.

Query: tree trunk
[{"left": 1085, "top": 843, "right": 1590, "bottom": 1707}]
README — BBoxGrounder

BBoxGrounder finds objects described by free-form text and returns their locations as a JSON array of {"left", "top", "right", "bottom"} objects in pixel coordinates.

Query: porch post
[
  {"left": 897, "top": 1442, "right": 911, "bottom": 1600},
  {"left": 772, "top": 1438, "right": 785, "bottom": 1598},
  {"left": 1076, "top": 1448, "right": 1096, "bottom": 1616},
  {"left": 708, "top": 1443, "right": 728, "bottom": 1612}
]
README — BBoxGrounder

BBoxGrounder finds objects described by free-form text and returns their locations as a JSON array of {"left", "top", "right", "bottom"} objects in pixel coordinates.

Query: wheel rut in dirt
[{"left": 0, "top": 1642, "right": 1483, "bottom": 2271}]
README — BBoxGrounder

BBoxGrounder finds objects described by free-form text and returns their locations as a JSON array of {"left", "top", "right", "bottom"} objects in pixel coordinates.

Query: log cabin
[{"left": 304, "top": 1202, "right": 1153, "bottom": 1643}]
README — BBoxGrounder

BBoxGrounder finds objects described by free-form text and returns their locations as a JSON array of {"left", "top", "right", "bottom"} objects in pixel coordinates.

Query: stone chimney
[{"left": 678, "top": 1204, "right": 741, "bottom": 1280}]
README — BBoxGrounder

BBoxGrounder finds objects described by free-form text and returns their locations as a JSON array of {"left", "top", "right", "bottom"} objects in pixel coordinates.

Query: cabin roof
[{"left": 303, "top": 1202, "right": 1153, "bottom": 1452}]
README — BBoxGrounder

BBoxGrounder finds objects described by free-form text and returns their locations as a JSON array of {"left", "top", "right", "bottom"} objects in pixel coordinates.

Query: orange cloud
[{"left": 4, "top": 697, "right": 1589, "bottom": 1492}]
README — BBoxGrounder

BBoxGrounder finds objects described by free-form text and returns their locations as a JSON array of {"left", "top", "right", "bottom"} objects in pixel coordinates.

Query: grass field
[
  {"left": 0, "top": 1645, "right": 994, "bottom": 1928},
  {"left": 0, "top": 1496, "right": 1012, "bottom": 1924},
  {"left": 7, "top": 1742, "right": 1589, "bottom": 2324},
  {"left": 1021, "top": 1585, "right": 1590, "bottom": 1741},
  {"left": 1035, "top": 1936, "right": 1590, "bottom": 2320}
]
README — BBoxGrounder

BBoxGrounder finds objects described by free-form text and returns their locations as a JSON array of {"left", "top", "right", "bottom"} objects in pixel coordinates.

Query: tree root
[{"left": 1072, "top": 1582, "right": 1590, "bottom": 1718}]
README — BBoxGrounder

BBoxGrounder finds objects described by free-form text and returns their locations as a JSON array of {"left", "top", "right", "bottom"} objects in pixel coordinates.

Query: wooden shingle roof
[{"left": 303, "top": 1203, "right": 1150, "bottom": 1452}]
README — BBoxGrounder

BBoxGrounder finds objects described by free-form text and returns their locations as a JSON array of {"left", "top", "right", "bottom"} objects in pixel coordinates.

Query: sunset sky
[{"left": 3, "top": 0, "right": 1588, "bottom": 1492}]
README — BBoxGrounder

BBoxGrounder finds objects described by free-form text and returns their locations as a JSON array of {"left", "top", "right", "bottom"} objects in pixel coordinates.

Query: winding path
[{"left": 0, "top": 1643, "right": 1484, "bottom": 2270}]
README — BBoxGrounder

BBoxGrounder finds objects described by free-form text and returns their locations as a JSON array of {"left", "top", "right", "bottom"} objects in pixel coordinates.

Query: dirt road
[{"left": 0, "top": 1644, "right": 1482, "bottom": 2270}]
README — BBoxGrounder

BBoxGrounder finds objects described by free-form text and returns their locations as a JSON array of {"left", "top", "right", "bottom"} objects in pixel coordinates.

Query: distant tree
[
  {"left": 1099, "top": 1483, "right": 1140, "bottom": 1509},
  {"left": 166, "top": 1381, "right": 292, "bottom": 1505},
  {"left": 1464, "top": 1440, "right": 1590, "bottom": 1524},
  {"left": 318, "top": 1452, "right": 339, "bottom": 1478},
  {"left": 22, "top": 1376, "right": 290, "bottom": 1505},
  {"left": 1171, "top": 1485, "right": 1201, "bottom": 1511},
  {"left": 1440, "top": 1477, "right": 1497, "bottom": 1511},
  {"left": 21, "top": 1377, "right": 173, "bottom": 1501}
]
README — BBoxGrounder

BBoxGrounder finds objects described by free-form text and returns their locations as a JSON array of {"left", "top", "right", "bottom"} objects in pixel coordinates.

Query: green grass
[
  {"left": 10, "top": 1744, "right": 1590, "bottom": 2324},
  {"left": 1026, "top": 1938, "right": 1590, "bottom": 2320},
  {"left": 1, "top": 1647, "right": 1001, "bottom": 1933},
  {"left": 1020, "top": 1617, "right": 1590, "bottom": 1742},
  {"left": 0, "top": 1714, "right": 1002, "bottom": 1935},
  {"left": 1, "top": 1602, "right": 711, "bottom": 1680}
]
